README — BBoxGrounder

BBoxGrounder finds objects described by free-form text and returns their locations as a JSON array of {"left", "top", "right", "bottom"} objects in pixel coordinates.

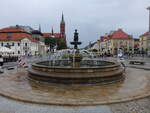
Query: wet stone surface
[{"left": 0, "top": 68, "right": 150, "bottom": 105}]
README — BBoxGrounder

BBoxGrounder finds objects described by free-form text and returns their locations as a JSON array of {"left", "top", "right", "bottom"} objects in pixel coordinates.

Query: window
[
  {"left": 120, "top": 41, "right": 123, "bottom": 46},
  {"left": 25, "top": 43, "right": 27, "bottom": 46},
  {"left": 5, "top": 43, "right": 11, "bottom": 48},
  {"left": 1, "top": 43, "right": 3, "bottom": 46},
  {"left": 12, "top": 42, "right": 14, "bottom": 46},
  {"left": 18, "top": 43, "right": 20, "bottom": 46},
  {"left": 18, "top": 51, "right": 20, "bottom": 54}
]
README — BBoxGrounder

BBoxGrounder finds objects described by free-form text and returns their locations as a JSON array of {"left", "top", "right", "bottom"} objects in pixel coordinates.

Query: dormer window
[{"left": 7, "top": 34, "right": 12, "bottom": 39}]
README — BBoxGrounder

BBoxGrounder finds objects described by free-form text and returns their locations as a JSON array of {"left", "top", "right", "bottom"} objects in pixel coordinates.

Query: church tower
[{"left": 60, "top": 13, "right": 66, "bottom": 39}]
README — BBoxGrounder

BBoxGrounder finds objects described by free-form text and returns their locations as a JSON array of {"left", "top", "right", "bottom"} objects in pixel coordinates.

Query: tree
[
  {"left": 57, "top": 40, "right": 66, "bottom": 50},
  {"left": 45, "top": 36, "right": 67, "bottom": 50},
  {"left": 44, "top": 37, "right": 57, "bottom": 52}
]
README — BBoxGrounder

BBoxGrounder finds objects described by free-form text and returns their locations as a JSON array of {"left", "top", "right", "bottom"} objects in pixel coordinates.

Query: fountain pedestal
[{"left": 69, "top": 52, "right": 82, "bottom": 67}]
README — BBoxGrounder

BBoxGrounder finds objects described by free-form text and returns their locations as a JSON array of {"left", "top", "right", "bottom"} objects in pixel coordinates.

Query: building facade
[
  {"left": 100, "top": 29, "right": 134, "bottom": 55},
  {"left": 139, "top": 32, "right": 149, "bottom": 52},
  {"left": 0, "top": 25, "right": 47, "bottom": 56}
]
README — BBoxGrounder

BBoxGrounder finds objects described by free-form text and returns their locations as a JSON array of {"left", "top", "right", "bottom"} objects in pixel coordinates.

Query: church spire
[
  {"left": 61, "top": 12, "right": 65, "bottom": 23},
  {"left": 60, "top": 12, "right": 66, "bottom": 41},
  {"left": 51, "top": 27, "right": 54, "bottom": 35}
]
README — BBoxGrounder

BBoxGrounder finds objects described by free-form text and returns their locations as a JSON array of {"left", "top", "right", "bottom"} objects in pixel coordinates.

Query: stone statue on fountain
[
  {"left": 70, "top": 29, "right": 82, "bottom": 67},
  {"left": 71, "top": 29, "right": 81, "bottom": 50},
  {"left": 74, "top": 29, "right": 78, "bottom": 42}
]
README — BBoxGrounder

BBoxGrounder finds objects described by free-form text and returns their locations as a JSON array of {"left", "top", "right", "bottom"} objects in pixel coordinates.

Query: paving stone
[{"left": 110, "top": 98, "right": 150, "bottom": 113}]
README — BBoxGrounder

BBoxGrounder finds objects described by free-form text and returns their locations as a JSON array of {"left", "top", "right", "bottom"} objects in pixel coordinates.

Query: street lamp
[{"left": 147, "top": 6, "right": 150, "bottom": 56}]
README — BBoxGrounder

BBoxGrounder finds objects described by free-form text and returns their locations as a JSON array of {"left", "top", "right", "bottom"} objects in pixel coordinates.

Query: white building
[{"left": 0, "top": 25, "right": 47, "bottom": 56}]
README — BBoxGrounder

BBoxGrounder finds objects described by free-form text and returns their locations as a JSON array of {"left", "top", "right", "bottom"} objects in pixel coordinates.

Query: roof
[
  {"left": 43, "top": 33, "right": 61, "bottom": 38},
  {"left": 32, "top": 30, "right": 43, "bottom": 35},
  {"left": 140, "top": 32, "right": 149, "bottom": 37},
  {"left": 0, "top": 26, "right": 25, "bottom": 33},
  {"left": 0, "top": 25, "right": 34, "bottom": 34},
  {"left": 111, "top": 29, "right": 132, "bottom": 39},
  {"left": 0, "top": 26, "right": 64, "bottom": 42},
  {"left": 0, "top": 32, "right": 36, "bottom": 42},
  {"left": 100, "top": 29, "right": 132, "bottom": 41},
  {"left": 100, "top": 36, "right": 110, "bottom": 41},
  {"left": 0, "top": 26, "right": 41, "bottom": 42}
]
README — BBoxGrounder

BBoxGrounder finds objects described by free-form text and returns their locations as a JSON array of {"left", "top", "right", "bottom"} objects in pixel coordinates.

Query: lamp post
[
  {"left": 97, "top": 40, "right": 100, "bottom": 56},
  {"left": 147, "top": 7, "right": 150, "bottom": 34},
  {"left": 147, "top": 6, "right": 150, "bottom": 56}
]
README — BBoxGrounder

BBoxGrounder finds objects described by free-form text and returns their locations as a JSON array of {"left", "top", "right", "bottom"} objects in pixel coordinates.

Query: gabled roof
[
  {"left": 111, "top": 29, "right": 132, "bottom": 39},
  {"left": 100, "top": 29, "right": 132, "bottom": 41}
]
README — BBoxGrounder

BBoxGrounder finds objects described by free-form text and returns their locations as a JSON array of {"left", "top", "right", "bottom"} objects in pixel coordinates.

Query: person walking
[
  {"left": 0, "top": 55, "right": 3, "bottom": 67},
  {"left": 0, "top": 55, "right": 4, "bottom": 73}
]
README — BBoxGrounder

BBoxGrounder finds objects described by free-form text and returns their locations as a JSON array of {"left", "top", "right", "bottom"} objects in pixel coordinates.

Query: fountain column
[{"left": 70, "top": 29, "right": 82, "bottom": 67}]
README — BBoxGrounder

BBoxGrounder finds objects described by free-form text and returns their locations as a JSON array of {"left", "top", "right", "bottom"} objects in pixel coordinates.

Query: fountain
[{"left": 28, "top": 29, "right": 125, "bottom": 84}]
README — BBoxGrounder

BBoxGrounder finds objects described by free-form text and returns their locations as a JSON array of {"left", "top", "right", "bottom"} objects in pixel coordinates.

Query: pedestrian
[
  {"left": 0, "top": 55, "right": 4, "bottom": 67},
  {"left": 0, "top": 55, "right": 4, "bottom": 73}
]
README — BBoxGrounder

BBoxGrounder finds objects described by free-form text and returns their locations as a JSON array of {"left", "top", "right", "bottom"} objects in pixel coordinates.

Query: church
[{"left": 43, "top": 14, "right": 66, "bottom": 43}]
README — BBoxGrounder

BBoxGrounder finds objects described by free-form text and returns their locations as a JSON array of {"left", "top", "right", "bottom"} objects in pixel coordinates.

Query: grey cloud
[{"left": 0, "top": 0, "right": 150, "bottom": 47}]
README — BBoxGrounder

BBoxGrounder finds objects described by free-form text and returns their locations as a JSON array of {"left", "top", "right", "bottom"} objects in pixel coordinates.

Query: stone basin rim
[{"left": 33, "top": 60, "right": 120, "bottom": 69}]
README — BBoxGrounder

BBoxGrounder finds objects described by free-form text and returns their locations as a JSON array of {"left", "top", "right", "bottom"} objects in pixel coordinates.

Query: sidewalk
[{"left": 3, "top": 62, "right": 18, "bottom": 68}]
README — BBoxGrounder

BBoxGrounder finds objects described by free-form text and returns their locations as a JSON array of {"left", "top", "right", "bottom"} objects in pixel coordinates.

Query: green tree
[
  {"left": 44, "top": 37, "right": 57, "bottom": 51},
  {"left": 57, "top": 40, "right": 66, "bottom": 50}
]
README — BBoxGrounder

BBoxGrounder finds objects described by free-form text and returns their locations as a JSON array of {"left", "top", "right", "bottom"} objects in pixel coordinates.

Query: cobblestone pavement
[
  {"left": 0, "top": 94, "right": 150, "bottom": 113},
  {"left": 110, "top": 97, "right": 150, "bottom": 113}
]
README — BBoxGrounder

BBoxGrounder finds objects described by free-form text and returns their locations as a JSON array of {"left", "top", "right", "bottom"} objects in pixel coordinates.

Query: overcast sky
[{"left": 0, "top": 0, "right": 150, "bottom": 47}]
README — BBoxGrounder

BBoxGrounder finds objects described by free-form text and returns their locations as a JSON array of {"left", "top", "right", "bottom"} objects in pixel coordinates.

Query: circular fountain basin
[{"left": 28, "top": 60, "right": 124, "bottom": 85}]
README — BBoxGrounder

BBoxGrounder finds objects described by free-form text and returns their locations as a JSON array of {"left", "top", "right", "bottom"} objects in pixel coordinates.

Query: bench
[{"left": 129, "top": 60, "right": 145, "bottom": 65}]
